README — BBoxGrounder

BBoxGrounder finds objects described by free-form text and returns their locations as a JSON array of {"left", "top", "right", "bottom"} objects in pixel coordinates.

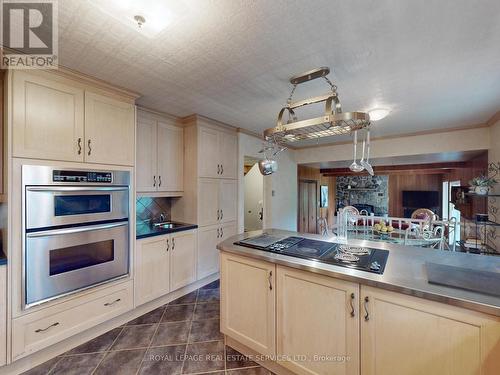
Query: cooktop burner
[{"left": 235, "top": 234, "right": 389, "bottom": 274}]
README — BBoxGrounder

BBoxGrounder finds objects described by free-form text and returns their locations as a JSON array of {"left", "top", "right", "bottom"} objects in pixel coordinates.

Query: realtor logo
[{"left": 1, "top": 0, "right": 58, "bottom": 69}]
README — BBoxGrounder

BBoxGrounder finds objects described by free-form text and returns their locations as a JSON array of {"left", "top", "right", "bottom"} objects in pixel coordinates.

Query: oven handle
[
  {"left": 26, "top": 221, "right": 128, "bottom": 238},
  {"left": 26, "top": 186, "right": 129, "bottom": 192}
]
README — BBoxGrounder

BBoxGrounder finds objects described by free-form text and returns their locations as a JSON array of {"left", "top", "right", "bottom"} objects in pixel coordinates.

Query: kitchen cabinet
[
  {"left": 84, "top": 92, "right": 135, "bottom": 166},
  {"left": 0, "top": 266, "right": 6, "bottom": 366},
  {"left": 135, "top": 236, "right": 171, "bottom": 306},
  {"left": 136, "top": 116, "right": 157, "bottom": 192},
  {"left": 198, "top": 126, "right": 237, "bottom": 179},
  {"left": 170, "top": 230, "right": 197, "bottom": 291},
  {"left": 12, "top": 280, "right": 133, "bottom": 361},
  {"left": 198, "top": 178, "right": 237, "bottom": 226},
  {"left": 276, "top": 266, "right": 359, "bottom": 375},
  {"left": 11, "top": 70, "right": 137, "bottom": 166},
  {"left": 136, "top": 111, "right": 184, "bottom": 194},
  {"left": 361, "top": 285, "right": 500, "bottom": 375},
  {"left": 220, "top": 252, "right": 276, "bottom": 356},
  {"left": 12, "top": 71, "right": 85, "bottom": 162},
  {"left": 197, "top": 221, "right": 237, "bottom": 280}
]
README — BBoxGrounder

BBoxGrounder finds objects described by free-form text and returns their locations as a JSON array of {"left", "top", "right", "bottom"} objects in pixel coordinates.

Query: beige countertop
[{"left": 217, "top": 229, "right": 500, "bottom": 317}]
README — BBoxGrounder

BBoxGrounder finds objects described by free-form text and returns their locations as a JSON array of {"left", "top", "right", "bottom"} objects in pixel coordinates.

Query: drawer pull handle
[
  {"left": 364, "top": 296, "right": 370, "bottom": 321},
  {"left": 217, "top": 164, "right": 221, "bottom": 175},
  {"left": 35, "top": 322, "right": 59, "bottom": 333},
  {"left": 349, "top": 293, "right": 355, "bottom": 317},
  {"left": 153, "top": 175, "right": 156, "bottom": 187},
  {"left": 87, "top": 139, "right": 92, "bottom": 156},
  {"left": 221, "top": 164, "right": 224, "bottom": 174},
  {"left": 268, "top": 271, "right": 273, "bottom": 291},
  {"left": 77, "top": 138, "right": 82, "bottom": 155},
  {"left": 172, "top": 238, "right": 175, "bottom": 250},
  {"left": 159, "top": 175, "right": 162, "bottom": 187},
  {"left": 104, "top": 298, "right": 121, "bottom": 307},
  {"left": 166, "top": 238, "right": 170, "bottom": 252}
]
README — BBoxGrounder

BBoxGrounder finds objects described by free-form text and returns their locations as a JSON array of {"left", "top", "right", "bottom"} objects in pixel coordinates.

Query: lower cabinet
[
  {"left": 219, "top": 253, "right": 500, "bottom": 375},
  {"left": 276, "top": 266, "right": 360, "bottom": 375},
  {"left": 12, "top": 280, "right": 133, "bottom": 360},
  {"left": 360, "top": 285, "right": 500, "bottom": 375},
  {"left": 135, "top": 235, "right": 171, "bottom": 306},
  {"left": 0, "top": 266, "right": 6, "bottom": 367},
  {"left": 197, "top": 221, "right": 236, "bottom": 280},
  {"left": 135, "top": 230, "right": 197, "bottom": 306},
  {"left": 220, "top": 252, "right": 276, "bottom": 356},
  {"left": 170, "top": 230, "right": 197, "bottom": 291}
]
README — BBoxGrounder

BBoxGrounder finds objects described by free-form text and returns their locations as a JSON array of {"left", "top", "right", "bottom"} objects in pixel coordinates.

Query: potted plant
[{"left": 469, "top": 175, "right": 497, "bottom": 195}]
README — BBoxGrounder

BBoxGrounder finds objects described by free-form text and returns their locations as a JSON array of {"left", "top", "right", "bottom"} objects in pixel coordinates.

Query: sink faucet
[{"left": 159, "top": 213, "right": 166, "bottom": 222}]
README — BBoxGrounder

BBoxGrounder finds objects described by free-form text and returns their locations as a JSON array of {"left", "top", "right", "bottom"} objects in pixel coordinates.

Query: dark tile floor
[{"left": 23, "top": 280, "right": 274, "bottom": 375}]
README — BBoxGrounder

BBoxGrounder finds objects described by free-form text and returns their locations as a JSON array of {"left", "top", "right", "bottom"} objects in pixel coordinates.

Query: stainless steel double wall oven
[{"left": 22, "top": 165, "right": 131, "bottom": 308}]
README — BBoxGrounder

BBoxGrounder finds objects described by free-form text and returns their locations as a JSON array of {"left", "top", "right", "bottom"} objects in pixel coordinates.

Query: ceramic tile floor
[{"left": 23, "top": 280, "right": 274, "bottom": 375}]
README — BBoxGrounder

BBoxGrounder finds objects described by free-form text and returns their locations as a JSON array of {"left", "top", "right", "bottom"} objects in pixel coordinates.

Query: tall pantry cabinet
[{"left": 172, "top": 115, "right": 238, "bottom": 279}]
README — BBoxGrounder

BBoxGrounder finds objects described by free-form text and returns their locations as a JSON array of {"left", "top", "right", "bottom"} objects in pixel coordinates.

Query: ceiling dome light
[{"left": 368, "top": 108, "right": 390, "bottom": 121}]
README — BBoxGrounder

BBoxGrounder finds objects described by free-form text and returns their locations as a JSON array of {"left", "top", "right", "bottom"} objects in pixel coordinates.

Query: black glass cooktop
[{"left": 235, "top": 234, "right": 389, "bottom": 274}]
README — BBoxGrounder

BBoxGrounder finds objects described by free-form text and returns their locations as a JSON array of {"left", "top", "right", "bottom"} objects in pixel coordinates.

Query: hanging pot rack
[{"left": 263, "top": 67, "right": 371, "bottom": 144}]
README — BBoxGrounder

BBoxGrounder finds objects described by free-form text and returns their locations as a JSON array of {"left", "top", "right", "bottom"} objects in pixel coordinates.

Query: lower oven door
[{"left": 25, "top": 220, "right": 129, "bottom": 308}]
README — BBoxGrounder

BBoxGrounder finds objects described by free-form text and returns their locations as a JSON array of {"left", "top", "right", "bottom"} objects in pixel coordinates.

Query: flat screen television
[{"left": 402, "top": 190, "right": 439, "bottom": 208}]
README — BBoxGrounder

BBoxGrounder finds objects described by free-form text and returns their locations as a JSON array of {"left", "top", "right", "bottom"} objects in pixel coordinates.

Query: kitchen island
[{"left": 217, "top": 229, "right": 500, "bottom": 375}]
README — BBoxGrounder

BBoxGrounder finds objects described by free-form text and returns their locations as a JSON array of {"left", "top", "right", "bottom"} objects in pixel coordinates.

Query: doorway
[
  {"left": 298, "top": 180, "right": 318, "bottom": 233},
  {"left": 244, "top": 156, "right": 264, "bottom": 231}
]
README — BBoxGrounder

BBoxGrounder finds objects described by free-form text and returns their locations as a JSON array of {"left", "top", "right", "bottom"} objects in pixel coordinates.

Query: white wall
[
  {"left": 244, "top": 164, "right": 263, "bottom": 231},
  {"left": 238, "top": 132, "right": 298, "bottom": 233}
]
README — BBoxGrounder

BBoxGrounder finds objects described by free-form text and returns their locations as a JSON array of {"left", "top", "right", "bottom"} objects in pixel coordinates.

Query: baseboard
[{"left": 0, "top": 273, "right": 219, "bottom": 375}]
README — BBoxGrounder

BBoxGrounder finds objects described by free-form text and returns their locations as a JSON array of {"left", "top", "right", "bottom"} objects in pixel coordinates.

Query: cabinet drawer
[{"left": 12, "top": 280, "right": 133, "bottom": 360}]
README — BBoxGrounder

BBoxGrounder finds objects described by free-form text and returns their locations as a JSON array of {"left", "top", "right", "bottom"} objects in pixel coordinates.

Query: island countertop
[{"left": 217, "top": 229, "right": 500, "bottom": 317}]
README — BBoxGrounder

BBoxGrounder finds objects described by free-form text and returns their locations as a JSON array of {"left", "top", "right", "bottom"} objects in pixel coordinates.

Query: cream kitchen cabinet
[
  {"left": 360, "top": 285, "right": 500, "bottom": 375},
  {"left": 197, "top": 221, "right": 237, "bottom": 280},
  {"left": 170, "top": 230, "right": 197, "bottom": 291},
  {"left": 84, "top": 92, "right": 135, "bottom": 166},
  {"left": 220, "top": 252, "right": 276, "bottom": 357},
  {"left": 0, "top": 266, "right": 6, "bottom": 367},
  {"left": 198, "top": 178, "right": 237, "bottom": 226},
  {"left": 12, "top": 71, "right": 85, "bottom": 162},
  {"left": 198, "top": 126, "right": 237, "bottom": 179},
  {"left": 276, "top": 266, "right": 359, "bottom": 375},
  {"left": 135, "top": 235, "right": 171, "bottom": 306},
  {"left": 11, "top": 70, "right": 137, "bottom": 165},
  {"left": 135, "top": 230, "right": 197, "bottom": 305},
  {"left": 136, "top": 111, "right": 184, "bottom": 194}
]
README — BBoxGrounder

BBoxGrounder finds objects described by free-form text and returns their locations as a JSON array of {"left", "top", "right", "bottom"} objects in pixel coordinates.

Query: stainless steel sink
[{"left": 153, "top": 222, "right": 183, "bottom": 229}]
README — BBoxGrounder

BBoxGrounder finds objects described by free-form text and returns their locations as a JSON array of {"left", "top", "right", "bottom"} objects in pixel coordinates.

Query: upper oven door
[{"left": 26, "top": 186, "right": 129, "bottom": 230}]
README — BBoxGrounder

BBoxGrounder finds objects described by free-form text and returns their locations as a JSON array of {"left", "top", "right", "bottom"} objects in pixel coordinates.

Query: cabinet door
[
  {"left": 85, "top": 92, "right": 135, "bottom": 166},
  {"left": 221, "top": 221, "right": 237, "bottom": 241},
  {"left": 170, "top": 230, "right": 197, "bottom": 291},
  {"left": 219, "top": 179, "right": 238, "bottom": 224},
  {"left": 0, "top": 266, "right": 6, "bottom": 366},
  {"left": 220, "top": 253, "right": 276, "bottom": 356},
  {"left": 198, "top": 127, "right": 220, "bottom": 178},
  {"left": 136, "top": 118, "right": 157, "bottom": 192},
  {"left": 361, "top": 286, "right": 500, "bottom": 375},
  {"left": 135, "top": 237, "right": 170, "bottom": 306},
  {"left": 277, "top": 266, "right": 359, "bottom": 375},
  {"left": 219, "top": 132, "right": 238, "bottom": 179},
  {"left": 198, "top": 178, "right": 220, "bottom": 226},
  {"left": 197, "top": 225, "right": 220, "bottom": 279},
  {"left": 12, "top": 71, "right": 84, "bottom": 162},
  {"left": 157, "top": 121, "right": 183, "bottom": 192}
]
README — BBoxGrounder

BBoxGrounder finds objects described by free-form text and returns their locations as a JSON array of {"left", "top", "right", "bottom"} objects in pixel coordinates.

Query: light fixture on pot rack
[{"left": 259, "top": 67, "right": 372, "bottom": 176}]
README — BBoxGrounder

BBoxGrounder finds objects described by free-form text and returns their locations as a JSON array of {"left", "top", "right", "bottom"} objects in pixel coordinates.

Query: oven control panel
[{"left": 53, "top": 170, "right": 113, "bottom": 183}]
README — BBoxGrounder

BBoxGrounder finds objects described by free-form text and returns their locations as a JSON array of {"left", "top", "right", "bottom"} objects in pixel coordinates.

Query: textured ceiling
[{"left": 58, "top": 0, "right": 500, "bottom": 142}]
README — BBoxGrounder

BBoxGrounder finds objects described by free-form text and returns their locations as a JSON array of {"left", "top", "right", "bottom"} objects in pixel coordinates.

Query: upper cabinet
[
  {"left": 12, "top": 71, "right": 85, "bottom": 162},
  {"left": 84, "top": 92, "right": 135, "bottom": 166},
  {"left": 136, "top": 110, "right": 184, "bottom": 194},
  {"left": 198, "top": 126, "right": 237, "bottom": 179},
  {"left": 10, "top": 70, "right": 137, "bottom": 166}
]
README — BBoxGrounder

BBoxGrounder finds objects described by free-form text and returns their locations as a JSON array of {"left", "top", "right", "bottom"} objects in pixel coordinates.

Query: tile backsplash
[{"left": 136, "top": 197, "right": 172, "bottom": 223}]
